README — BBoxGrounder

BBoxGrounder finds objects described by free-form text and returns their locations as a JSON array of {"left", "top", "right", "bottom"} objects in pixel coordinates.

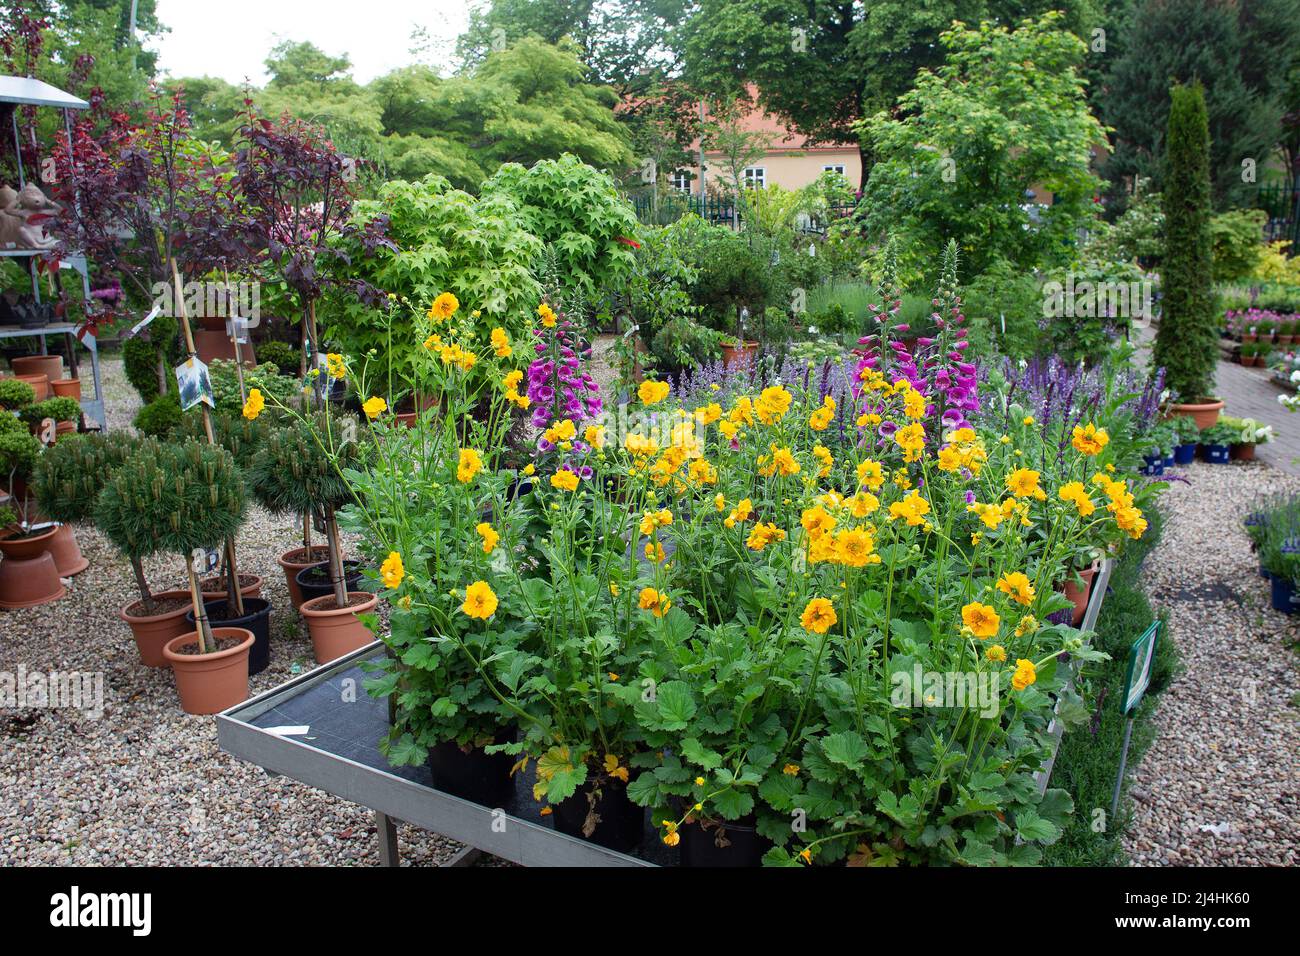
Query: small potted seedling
[
  {"left": 0, "top": 425, "right": 63, "bottom": 608},
  {"left": 248, "top": 410, "right": 376, "bottom": 663}
]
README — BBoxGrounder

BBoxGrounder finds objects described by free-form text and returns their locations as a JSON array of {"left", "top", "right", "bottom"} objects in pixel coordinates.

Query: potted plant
[
  {"left": 1279, "top": 319, "right": 1296, "bottom": 347},
  {"left": 1156, "top": 84, "right": 1223, "bottom": 429},
  {"left": 20, "top": 396, "right": 81, "bottom": 441},
  {"left": 1258, "top": 506, "right": 1300, "bottom": 614},
  {"left": 1227, "top": 415, "right": 1272, "bottom": 461},
  {"left": 248, "top": 409, "right": 376, "bottom": 663},
  {"left": 1172, "top": 415, "right": 1199, "bottom": 464},
  {"left": 99, "top": 440, "right": 254, "bottom": 712},
  {"left": 0, "top": 377, "right": 36, "bottom": 414},
  {"left": 1199, "top": 422, "right": 1235, "bottom": 463}
]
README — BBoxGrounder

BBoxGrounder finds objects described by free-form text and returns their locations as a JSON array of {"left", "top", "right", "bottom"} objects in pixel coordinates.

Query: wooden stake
[
  {"left": 186, "top": 551, "right": 213, "bottom": 655},
  {"left": 222, "top": 264, "right": 247, "bottom": 405}
]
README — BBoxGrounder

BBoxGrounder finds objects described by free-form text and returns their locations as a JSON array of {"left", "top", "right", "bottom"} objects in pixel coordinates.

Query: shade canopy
[{"left": 0, "top": 75, "right": 89, "bottom": 110}]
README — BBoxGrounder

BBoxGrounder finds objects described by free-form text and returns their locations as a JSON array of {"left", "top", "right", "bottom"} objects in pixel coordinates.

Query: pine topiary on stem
[
  {"left": 96, "top": 440, "right": 247, "bottom": 649},
  {"left": 33, "top": 432, "right": 146, "bottom": 525},
  {"left": 1154, "top": 81, "right": 1217, "bottom": 404},
  {"left": 247, "top": 411, "right": 363, "bottom": 606}
]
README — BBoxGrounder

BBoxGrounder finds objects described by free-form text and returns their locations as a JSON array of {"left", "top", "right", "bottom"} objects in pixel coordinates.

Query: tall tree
[
  {"left": 1154, "top": 82, "right": 1217, "bottom": 404},
  {"left": 1100, "top": 0, "right": 1300, "bottom": 209},
  {"left": 679, "top": 0, "right": 1096, "bottom": 187}
]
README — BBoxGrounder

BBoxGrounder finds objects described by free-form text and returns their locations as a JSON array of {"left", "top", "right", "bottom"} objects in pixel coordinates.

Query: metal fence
[
  {"left": 1252, "top": 184, "right": 1300, "bottom": 252},
  {"left": 630, "top": 193, "right": 859, "bottom": 233}
]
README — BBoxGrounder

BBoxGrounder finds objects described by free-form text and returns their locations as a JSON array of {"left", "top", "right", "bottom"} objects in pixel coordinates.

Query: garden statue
[{"left": 0, "top": 182, "right": 61, "bottom": 250}]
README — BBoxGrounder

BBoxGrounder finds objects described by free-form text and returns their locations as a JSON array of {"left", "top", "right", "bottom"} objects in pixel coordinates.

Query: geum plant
[{"left": 295, "top": 283, "right": 1155, "bottom": 864}]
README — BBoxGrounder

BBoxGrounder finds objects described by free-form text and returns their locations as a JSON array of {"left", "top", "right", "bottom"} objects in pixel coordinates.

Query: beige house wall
[{"left": 675, "top": 147, "right": 862, "bottom": 195}]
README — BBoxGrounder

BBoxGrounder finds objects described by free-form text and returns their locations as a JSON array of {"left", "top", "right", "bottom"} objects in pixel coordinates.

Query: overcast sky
[{"left": 150, "top": 0, "right": 474, "bottom": 85}]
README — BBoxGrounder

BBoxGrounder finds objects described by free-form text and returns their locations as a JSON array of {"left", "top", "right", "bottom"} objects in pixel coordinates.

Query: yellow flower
[
  {"left": 1015, "top": 614, "right": 1040, "bottom": 638},
  {"left": 813, "top": 444, "right": 833, "bottom": 478},
  {"left": 771, "top": 445, "right": 801, "bottom": 476},
  {"left": 584, "top": 425, "right": 606, "bottom": 449},
  {"left": 522, "top": 463, "right": 535, "bottom": 477},
  {"left": 326, "top": 353, "right": 347, "bottom": 379},
  {"left": 986, "top": 644, "right": 1007, "bottom": 663},
  {"left": 662, "top": 830, "right": 680, "bottom": 847},
  {"left": 755, "top": 385, "right": 793, "bottom": 425},
  {"left": 461, "top": 580, "right": 498, "bottom": 619},
  {"left": 1114, "top": 504, "right": 1147, "bottom": 539},
  {"left": 857, "top": 459, "right": 885, "bottom": 491},
  {"left": 429, "top": 291, "right": 460, "bottom": 321},
  {"left": 724, "top": 498, "right": 754, "bottom": 528},
  {"left": 603, "top": 753, "right": 629, "bottom": 783},
  {"left": 476, "top": 522, "right": 499, "bottom": 554},
  {"left": 888, "top": 490, "right": 931, "bottom": 527},
  {"left": 800, "top": 505, "right": 837, "bottom": 539},
  {"left": 1011, "top": 658, "right": 1037, "bottom": 691},
  {"left": 961, "top": 602, "right": 1000, "bottom": 639},
  {"left": 380, "top": 551, "right": 404, "bottom": 589},
  {"left": 490, "top": 327, "right": 511, "bottom": 358},
  {"left": 936, "top": 445, "right": 963, "bottom": 472},
  {"left": 638, "top": 379, "right": 670, "bottom": 405},
  {"left": 1071, "top": 423, "right": 1109, "bottom": 456},
  {"left": 809, "top": 397, "right": 835, "bottom": 431},
  {"left": 849, "top": 492, "right": 879, "bottom": 518},
  {"left": 543, "top": 418, "right": 577, "bottom": 444},
  {"left": 746, "top": 521, "right": 787, "bottom": 551},
  {"left": 242, "top": 388, "right": 264, "bottom": 420},
  {"left": 782, "top": 764, "right": 800, "bottom": 776},
  {"left": 645, "top": 541, "right": 666, "bottom": 563},
  {"left": 893, "top": 422, "right": 926, "bottom": 461},
  {"left": 695, "top": 402, "right": 723, "bottom": 426},
  {"left": 457, "top": 448, "right": 483, "bottom": 483},
  {"left": 902, "top": 387, "right": 927, "bottom": 419},
  {"left": 538, "top": 302, "right": 558, "bottom": 327},
  {"left": 996, "top": 571, "right": 1036, "bottom": 607},
  {"left": 1006, "top": 467, "right": 1045, "bottom": 500},
  {"left": 1059, "top": 481, "right": 1096, "bottom": 517},
  {"left": 609, "top": 582, "right": 620, "bottom": 597},
  {"left": 835, "top": 526, "right": 880, "bottom": 568},
  {"left": 551, "top": 468, "right": 580, "bottom": 492},
  {"left": 638, "top": 587, "right": 672, "bottom": 617},
  {"left": 800, "top": 597, "right": 837, "bottom": 634},
  {"left": 695, "top": 776, "right": 706, "bottom": 786},
  {"left": 362, "top": 396, "right": 388, "bottom": 420}
]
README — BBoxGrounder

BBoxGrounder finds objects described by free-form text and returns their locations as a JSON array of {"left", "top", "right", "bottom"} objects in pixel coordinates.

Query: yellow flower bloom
[
  {"left": 638, "top": 587, "right": 671, "bottom": 617},
  {"left": 461, "top": 580, "right": 498, "bottom": 619},
  {"left": 550, "top": 468, "right": 580, "bottom": 492},
  {"left": 429, "top": 292, "right": 460, "bottom": 321},
  {"left": 326, "top": 353, "right": 347, "bottom": 379},
  {"left": 834, "top": 525, "right": 880, "bottom": 567},
  {"left": 522, "top": 463, "right": 535, "bottom": 476},
  {"left": 1071, "top": 423, "right": 1109, "bottom": 456},
  {"left": 363, "top": 396, "right": 388, "bottom": 419},
  {"left": 725, "top": 498, "right": 754, "bottom": 528},
  {"left": 695, "top": 402, "right": 723, "bottom": 426},
  {"left": 996, "top": 571, "right": 1036, "bottom": 607},
  {"left": 1006, "top": 467, "right": 1045, "bottom": 500},
  {"left": 986, "top": 644, "right": 1007, "bottom": 663},
  {"left": 746, "top": 521, "right": 787, "bottom": 551},
  {"left": 888, "top": 490, "right": 932, "bottom": 527},
  {"left": 782, "top": 764, "right": 800, "bottom": 776},
  {"left": 894, "top": 422, "right": 926, "bottom": 462},
  {"left": 809, "top": 396, "right": 835, "bottom": 431},
  {"left": 1011, "top": 658, "right": 1037, "bottom": 691},
  {"left": 1015, "top": 614, "right": 1040, "bottom": 638},
  {"left": 476, "top": 522, "right": 499, "bottom": 554},
  {"left": 537, "top": 302, "right": 558, "bottom": 328},
  {"left": 456, "top": 448, "right": 483, "bottom": 483},
  {"left": 800, "top": 597, "right": 837, "bottom": 634},
  {"left": 1058, "top": 481, "right": 1096, "bottom": 517},
  {"left": 380, "top": 551, "right": 404, "bottom": 589},
  {"left": 800, "top": 505, "right": 837, "bottom": 539},
  {"left": 242, "top": 388, "right": 264, "bottom": 421},
  {"left": 755, "top": 385, "right": 793, "bottom": 425},
  {"left": 638, "top": 379, "right": 670, "bottom": 405},
  {"left": 490, "top": 327, "right": 511, "bottom": 358},
  {"left": 645, "top": 541, "right": 666, "bottom": 563},
  {"left": 857, "top": 459, "right": 885, "bottom": 491},
  {"left": 961, "top": 602, "right": 1000, "bottom": 639},
  {"left": 584, "top": 425, "right": 606, "bottom": 449}
]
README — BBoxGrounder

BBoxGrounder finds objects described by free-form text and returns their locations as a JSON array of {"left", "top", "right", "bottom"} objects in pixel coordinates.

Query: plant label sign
[
  {"left": 175, "top": 357, "right": 215, "bottom": 412},
  {"left": 191, "top": 547, "right": 220, "bottom": 574},
  {"left": 225, "top": 314, "right": 250, "bottom": 344},
  {"left": 1122, "top": 621, "right": 1160, "bottom": 715},
  {"left": 123, "top": 305, "right": 162, "bottom": 340}
]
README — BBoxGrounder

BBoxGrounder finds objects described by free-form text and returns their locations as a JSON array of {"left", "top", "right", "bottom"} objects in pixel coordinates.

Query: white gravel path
[{"left": 1124, "top": 460, "right": 1300, "bottom": 866}]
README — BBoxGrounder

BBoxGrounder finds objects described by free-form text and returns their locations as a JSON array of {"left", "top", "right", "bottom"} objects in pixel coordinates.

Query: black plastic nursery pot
[
  {"left": 295, "top": 560, "right": 364, "bottom": 605},
  {"left": 552, "top": 777, "right": 645, "bottom": 854},
  {"left": 427, "top": 739, "right": 516, "bottom": 808},
  {"left": 186, "top": 598, "right": 272, "bottom": 675},
  {"left": 678, "top": 814, "right": 771, "bottom": 867},
  {"left": 1269, "top": 576, "right": 1298, "bottom": 615}
]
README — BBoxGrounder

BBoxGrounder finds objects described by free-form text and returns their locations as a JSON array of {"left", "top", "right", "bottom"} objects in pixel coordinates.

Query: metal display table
[{"left": 217, "top": 644, "right": 664, "bottom": 867}]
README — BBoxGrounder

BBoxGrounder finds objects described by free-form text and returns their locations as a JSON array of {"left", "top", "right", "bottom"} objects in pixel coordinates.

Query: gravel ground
[
  {"left": 1, "top": 354, "right": 467, "bottom": 866},
  {"left": 1124, "top": 460, "right": 1300, "bottom": 866}
]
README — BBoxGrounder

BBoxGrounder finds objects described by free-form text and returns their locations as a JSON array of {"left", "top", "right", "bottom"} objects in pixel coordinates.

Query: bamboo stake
[
  {"left": 171, "top": 261, "right": 244, "bottom": 617},
  {"left": 186, "top": 551, "right": 213, "bottom": 655},
  {"left": 222, "top": 264, "right": 247, "bottom": 405},
  {"left": 324, "top": 503, "right": 348, "bottom": 608}
]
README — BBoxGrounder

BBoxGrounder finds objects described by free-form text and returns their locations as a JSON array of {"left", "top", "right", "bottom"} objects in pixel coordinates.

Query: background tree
[
  {"left": 856, "top": 13, "right": 1105, "bottom": 276},
  {"left": 1100, "top": 0, "right": 1300, "bottom": 209},
  {"left": 1154, "top": 82, "right": 1217, "bottom": 404}
]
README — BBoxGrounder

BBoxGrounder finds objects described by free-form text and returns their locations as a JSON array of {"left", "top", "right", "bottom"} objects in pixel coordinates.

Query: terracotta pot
[
  {"left": 0, "top": 524, "right": 57, "bottom": 561},
  {"left": 10, "top": 354, "right": 62, "bottom": 382},
  {"left": 45, "top": 523, "right": 88, "bottom": 576},
  {"left": 1280, "top": 335, "right": 1295, "bottom": 347},
  {"left": 720, "top": 340, "right": 759, "bottom": 369},
  {"left": 277, "top": 545, "right": 334, "bottom": 610},
  {"left": 300, "top": 591, "right": 378, "bottom": 664},
  {"left": 14, "top": 372, "right": 48, "bottom": 400},
  {"left": 198, "top": 573, "right": 262, "bottom": 600},
  {"left": 1169, "top": 398, "right": 1224, "bottom": 431},
  {"left": 121, "top": 589, "right": 195, "bottom": 667},
  {"left": 0, "top": 551, "right": 65, "bottom": 609},
  {"left": 163, "top": 627, "right": 255, "bottom": 715},
  {"left": 53, "top": 420, "right": 77, "bottom": 440},
  {"left": 395, "top": 411, "right": 417, "bottom": 429},
  {"left": 1231, "top": 442, "right": 1257, "bottom": 461},
  {"left": 1062, "top": 563, "right": 1099, "bottom": 627},
  {"left": 50, "top": 377, "right": 81, "bottom": 399}
]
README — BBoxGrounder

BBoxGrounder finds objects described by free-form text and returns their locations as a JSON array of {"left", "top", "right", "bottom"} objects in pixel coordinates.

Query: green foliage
[
  {"left": 255, "top": 340, "right": 300, "bottom": 377},
  {"left": 0, "top": 378, "right": 36, "bottom": 410},
  {"left": 323, "top": 174, "right": 542, "bottom": 388},
  {"left": 133, "top": 394, "right": 183, "bottom": 438},
  {"left": 1154, "top": 83, "right": 1218, "bottom": 403},
  {"left": 207, "top": 359, "right": 300, "bottom": 412},
  {"left": 0, "top": 430, "right": 42, "bottom": 480},
  {"left": 482, "top": 154, "right": 640, "bottom": 305},
  {"left": 96, "top": 440, "right": 247, "bottom": 560},
  {"left": 122, "top": 336, "right": 163, "bottom": 402},
  {"left": 0, "top": 413, "right": 26, "bottom": 437},
  {"left": 33, "top": 432, "right": 145, "bottom": 525},
  {"left": 858, "top": 14, "right": 1105, "bottom": 277},
  {"left": 20, "top": 397, "right": 81, "bottom": 427},
  {"left": 1208, "top": 208, "right": 1267, "bottom": 282},
  {"left": 247, "top": 412, "right": 362, "bottom": 515},
  {"left": 171, "top": 408, "right": 269, "bottom": 467}
]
